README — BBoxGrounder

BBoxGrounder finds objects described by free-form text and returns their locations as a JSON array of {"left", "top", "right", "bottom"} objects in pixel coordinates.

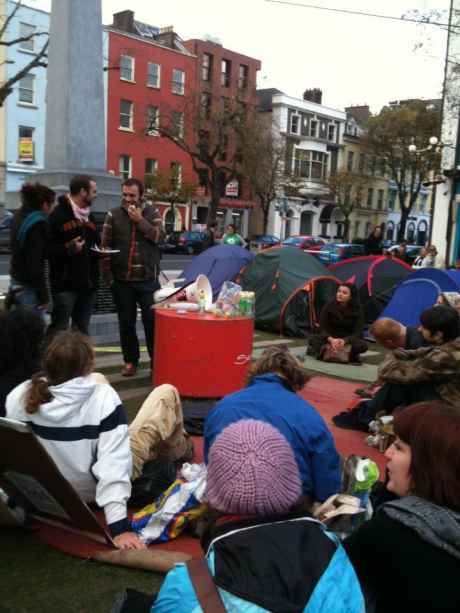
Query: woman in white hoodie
[{"left": 6, "top": 331, "right": 144, "bottom": 550}]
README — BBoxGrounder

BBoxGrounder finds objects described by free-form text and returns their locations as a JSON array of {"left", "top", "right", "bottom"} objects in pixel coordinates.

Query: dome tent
[{"left": 240, "top": 247, "right": 339, "bottom": 337}]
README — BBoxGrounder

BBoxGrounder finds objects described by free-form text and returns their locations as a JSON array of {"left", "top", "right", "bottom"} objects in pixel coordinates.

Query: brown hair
[
  {"left": 394, "top": 401, "right": 460, "bottom": 511},
  {"left": 245, "top": 346, "right": 310, "bottom": 391},
  {"left": 25, "top": 331, "right": 94, "bottom": 414},
  {"left": 370, "top": 318, "right": 403, "bottom": 343}
]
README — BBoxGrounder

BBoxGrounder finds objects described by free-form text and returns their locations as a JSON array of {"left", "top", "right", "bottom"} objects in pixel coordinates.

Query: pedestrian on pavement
[
  {"left": 47, "top": 175, "right": 100, "bottom": 336},
  {"left": 221, "top": 223, "right": 246, "bottom": 247},
  {"left": 202, "top": 221, "right": 217, "bottom": 250},
  {"left": 101, "top": 178, "right": 164, "bottom": 376},
  {"left": 8, "top": 182, "right": 55, "bottom": 311},
  {"left": 365, "top": 225, "right": 383, "bottom": 255}
]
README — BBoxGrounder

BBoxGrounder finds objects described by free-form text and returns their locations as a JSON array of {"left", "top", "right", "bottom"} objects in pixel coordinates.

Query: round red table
[{"left": 153, "top": 308, "right": 254, "bottom": 397}]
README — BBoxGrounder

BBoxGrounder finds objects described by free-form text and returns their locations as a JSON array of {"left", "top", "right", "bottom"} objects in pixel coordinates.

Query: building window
[
  {"left": 202, "top": 53, "right": 213, "bottom": 82},
  {"left": 290, "top": 114, "right": 300, "bottom": 135},
  {"left": 354, "top": 221, "right": 361, "bottom": 239},
  {"left": 377, "top": 189, "right": 385, "bottom": 210},
  {"left": 172, "top": 69, "right": 185, "bottom": 95},
  {"left": 18, "top": 74, "right": 34, "bottom": 104},
  {"left": 221, "top": 59, "right": 231, "bottom": 87},
  {"left": 19, "top": 23, "right": 35, "bottom": 52},
  {"left": 359, "top": 153, "right": 365, "bottom": 174},
  {"left": 347, "top": 151, "right": 354, "bottom": 172},
  {"left": 328, "top": 123, "right": 336, "bottom": 142},
  {"left": 144, "top": 158, "right": 158, "bottom": 190},
  {"left": 119, "top": 99, "right": 133, "bottom": 130},
  {"left": 147, "top": 105, "right": 159, "bottom": 135},
  {"left": 309, "top": 119, "right": 318, "bottom": 138},
  {"left": 200, "top": 92, "right": 212, "bottom": 119},
  {"left": 366, "top": 187, "right": 374, "bottom": 208},
  {"left": 171, "top": 111, "right": 184, "bottom": 138},
  {"left": 120, "top": 55, "right": 135, "bottom": 81},
  {"left": 18, "top": 126, "right": 35, "bottom": 163},
  {"left": 170, "top": 162, "right": 182, "bottom": 190},
  {"left": 419, "top": 193, "right": 427, "bottom": 213},
  {"left": 119, "top": 155, "right": 131, "bottom": 181},
  {"left": 147, "top": 62, "right": 160, "bottom": 88},
  {"left": 388, "top": 190, "right": 397, "bottom": 211},
  {"left": 407, "top": 222, "right": 416, "bottom": 242},
  {"left": 238, "top": 64, "right": 249, "bottom": 90},
  {"left": 294, "top": 149, "right": 328, "bottom": 180}
]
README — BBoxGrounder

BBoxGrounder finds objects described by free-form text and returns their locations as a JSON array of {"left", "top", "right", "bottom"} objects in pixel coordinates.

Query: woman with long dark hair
[
  {"left": 9, "top": 182, "right": 55, "bottom": 310},
  {"left": 344, "top": 401, "right": 460, "bottom": 612},
  {"left": 307, "top": 283, "right": 367, "bottom": 363}
]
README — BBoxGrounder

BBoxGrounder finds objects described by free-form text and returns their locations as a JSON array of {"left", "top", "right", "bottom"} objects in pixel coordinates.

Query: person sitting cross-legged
[
  {"left": 333, "top": 305, "right": 460, "bottom": 431},
  {"left": 204, "top": 346, "right": 342, "bottom": 506}
]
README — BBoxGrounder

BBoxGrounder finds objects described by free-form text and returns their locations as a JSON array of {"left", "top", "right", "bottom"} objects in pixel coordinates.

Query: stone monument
[{"left": 38, "top": 0, "right": 120, "bottom": 212}]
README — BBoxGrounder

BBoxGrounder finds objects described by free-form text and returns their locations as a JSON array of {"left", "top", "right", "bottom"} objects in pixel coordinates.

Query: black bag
[{"left": 129, "top": 459, "right": 177, "bottom": 507}]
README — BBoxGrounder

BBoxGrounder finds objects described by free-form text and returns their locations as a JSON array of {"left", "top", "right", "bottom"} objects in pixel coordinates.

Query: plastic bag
[
  {"left": 215, "top": 281, "right": 242, "bottom": 317},
  {"left": 131, "top": 463, "right": 207, "bottom": 544}
]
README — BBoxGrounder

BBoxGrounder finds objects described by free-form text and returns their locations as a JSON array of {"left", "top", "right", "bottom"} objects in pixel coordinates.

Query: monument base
[{"left": 35, "top": 169, "right": 122, "bottom": 213}]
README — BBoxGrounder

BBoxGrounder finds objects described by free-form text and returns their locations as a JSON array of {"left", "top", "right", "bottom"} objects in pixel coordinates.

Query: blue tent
[
  {"left": 380, "top": 268, "right": 460, "bottom": 326},
  {"left": 180, "top": 245, "right": 255, "bottom": 298}
]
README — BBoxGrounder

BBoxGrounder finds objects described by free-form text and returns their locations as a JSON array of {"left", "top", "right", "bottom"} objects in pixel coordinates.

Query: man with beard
[
  {"left": 101, "top": 178, "right": 164, "bottom": 376},
  {"left": 47, "top": 175, "right": 100, "bottom": 336}
]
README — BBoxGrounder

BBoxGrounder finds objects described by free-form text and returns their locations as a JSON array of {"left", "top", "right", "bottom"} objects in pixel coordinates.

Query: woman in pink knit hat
[{"left": 152, "top": 419, "right": 364, "bottom": 612}]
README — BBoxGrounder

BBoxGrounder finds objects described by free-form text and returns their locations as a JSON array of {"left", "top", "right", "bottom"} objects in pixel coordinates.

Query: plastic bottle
[{"left": 198, "top": 289, "right": 206, "bottom": 313}]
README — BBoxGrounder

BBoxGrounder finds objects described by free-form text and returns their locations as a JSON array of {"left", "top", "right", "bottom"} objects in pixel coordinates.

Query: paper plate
[
  {"left": 166, "top": 303, "right": 199, "bottom": 311},
  {"left": 90, "top": 247, "right": 120, "bottom": 255}
]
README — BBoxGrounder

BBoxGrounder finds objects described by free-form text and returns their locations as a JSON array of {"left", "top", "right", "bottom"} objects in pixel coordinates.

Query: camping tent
[
  {"left": 380, "top": 268, "right": 460, "bottom": 326},
  {"left": 181, "top": 245, "right": 254, "bottom": 299},
  {"left": 328, "top": 255, "right": 412, "bottom": 323},
  {"left": 240, "top": 247, "right": 339, "bottom": 337}
]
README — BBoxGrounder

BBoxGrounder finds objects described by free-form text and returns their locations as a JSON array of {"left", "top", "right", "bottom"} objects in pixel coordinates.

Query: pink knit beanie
[{"left": 206, "top": 419, "right": 302, "bottom": 516}]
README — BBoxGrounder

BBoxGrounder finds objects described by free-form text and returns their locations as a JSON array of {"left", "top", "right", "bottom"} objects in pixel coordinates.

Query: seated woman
[
  {"left": 344, "top": 401, "right": 460, "bottom": 612},
  {"left": 5, "top": 331, "right": 192, "bottom": 549},
  {"left": 0, "top": 308, "right": 45, "bottom": 417},
  {"left": 153, "top": 419, "right": 364, "bottom": 612},
  {"left": 307, "top": 283, "right": 367, "bottom": 363},
  {"left": 204, "top": 346, "right": 341, "bottom": 505}
]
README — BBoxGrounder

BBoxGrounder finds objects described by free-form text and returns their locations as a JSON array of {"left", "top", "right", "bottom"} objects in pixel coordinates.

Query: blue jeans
[
  {"left": 9, "top": 279, "right": 44, "bottom": 314},
  {"left": 50, "top": 289, "right": 96, "bottom": 336}
]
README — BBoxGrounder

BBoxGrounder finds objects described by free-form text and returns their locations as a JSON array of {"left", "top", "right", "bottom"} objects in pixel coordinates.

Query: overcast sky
[{"left": 31, "top": 0, "right": 450, "bottom": 113}]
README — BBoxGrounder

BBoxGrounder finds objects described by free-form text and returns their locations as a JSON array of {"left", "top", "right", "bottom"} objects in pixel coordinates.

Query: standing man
[
  {"left": 48, "top": 175, "right": 100, "bottom": 335},
  {"left": 101, "top": 178, "right": 164, "bottom": 376},
  {"left": 365, "top": 225, "right": 383, "bottom": 255}
]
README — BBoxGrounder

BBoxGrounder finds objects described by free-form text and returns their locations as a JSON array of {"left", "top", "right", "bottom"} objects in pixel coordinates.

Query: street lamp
[{"left": 408, "top": 136, "right": 441, "bottom": 155}]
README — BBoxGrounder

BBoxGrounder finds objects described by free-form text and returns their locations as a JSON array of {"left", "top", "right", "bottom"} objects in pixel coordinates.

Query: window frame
[
  {"left": 171, "top": 110, "right": 184, "bottom": 138},
  {"left": 18, "top": 125, "right": 35, "bottom": 163},
  {"left": 120, "top": 55, "right": 135, "bottom": 82},
  {"left": 18, "top": 74, "right": 35, "bottom": 105},
  {"left": 309, "top": 119, "right": 318, "bottom": 138},
  {"left": 290, "top": 114, "right": 300, "bottom": 135},
  {"left": 201, "top": 53, "right": 213, "bottom": 82},
  {"left": 19, "top": 22, "right": 35, "bottom": 52},
  {"left": 238, "top": 64, "right": 249, "bottom": 90},
  {"left": 293, "top": 149, "right": 328, "bottom": 181},
  {"left": 366, "top": 187, "right": 374, "bottom": 208},
  {"left": 221, "top": 59, "right": 231, "bottom": 87},
  {"left": 119, "top": 154, "right": 132, "bottom": 181},
  {"left": 146, "top": 105, "right": 159, "bottom": 136},
  {"left": 119, "top": 99, "right": 134, "bottom": 131},
  {"left": 328, "top": 123, "right": 336, "bottom": 142},
  {"left": 171, "top": 69, "right": 185, "bottom": 95},
  {"left": 147, "top": 62, "right": 161, "bottom": 88}
]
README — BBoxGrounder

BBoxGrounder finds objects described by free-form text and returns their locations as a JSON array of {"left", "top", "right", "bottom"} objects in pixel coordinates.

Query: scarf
[
  {"left": 17, "top": 211, "right": 48, "bottom": 249},
  {"left": 69, "top": 197, "right": 91, "bottom": 223},
  {"left": 382, "top": 496, "right": 460, "bottom": 560}
]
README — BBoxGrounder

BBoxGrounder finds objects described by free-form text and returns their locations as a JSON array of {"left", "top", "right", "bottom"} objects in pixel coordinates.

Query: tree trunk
[
  {"left": 207, "top": 175, "right": 221, "bottom": 226},
  {"left": 262, "top": 200, "right": 270, "bottom": 234},
  {"left": 398, "top": 208, "right": 409, "bottom": 242},
  {"left": 343, "top": 216, "right": 350, "bottom": 242}
]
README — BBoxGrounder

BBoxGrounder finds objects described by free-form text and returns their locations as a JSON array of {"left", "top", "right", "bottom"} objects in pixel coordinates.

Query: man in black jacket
[{"left": 47, "top": 175, "right": 100, "bottom": 336}]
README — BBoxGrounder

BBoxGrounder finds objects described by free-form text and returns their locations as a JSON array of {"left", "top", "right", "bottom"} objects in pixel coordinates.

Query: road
[{"left": 0, "top": 252, "right": 193, "bottom": 283}]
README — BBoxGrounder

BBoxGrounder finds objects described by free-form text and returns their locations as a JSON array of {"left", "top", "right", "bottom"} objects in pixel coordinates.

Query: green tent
[{"left": 240, "top": 247, "right": 339, "bottom": 337}]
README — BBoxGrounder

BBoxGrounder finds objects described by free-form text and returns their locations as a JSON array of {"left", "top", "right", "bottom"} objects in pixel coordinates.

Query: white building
[{"left": 257, "top": 88, "right": 346, "bottom": 240}]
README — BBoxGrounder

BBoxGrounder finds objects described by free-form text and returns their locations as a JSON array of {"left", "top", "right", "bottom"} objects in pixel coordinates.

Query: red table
[{"left": 153, "top": 308, "right": 254, "bottom": 397}]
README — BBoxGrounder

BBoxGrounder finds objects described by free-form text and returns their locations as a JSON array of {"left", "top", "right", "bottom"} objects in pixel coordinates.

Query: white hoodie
[{"left": 6, "top": 376, "right": 132, "bottom": 533}]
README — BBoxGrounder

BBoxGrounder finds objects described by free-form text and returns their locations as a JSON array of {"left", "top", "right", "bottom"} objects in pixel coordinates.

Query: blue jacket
[
  {"left": 204, "top": 373, "right": 341, "bottom": 502},
  {"left": 152, "top": 516, "right": 364, "bottom": 612}
]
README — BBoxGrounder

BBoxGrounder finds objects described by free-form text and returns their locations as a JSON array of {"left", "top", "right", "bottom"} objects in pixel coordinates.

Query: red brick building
[
  {"left": 105, "top": 11, "right": 196, "bottom": 231},
  {"left": 183, "top": 38, "right": 261, "bottom": 234}
]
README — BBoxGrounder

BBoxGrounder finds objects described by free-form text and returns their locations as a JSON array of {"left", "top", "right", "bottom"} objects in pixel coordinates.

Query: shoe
[
  {"left": 121, "top": 362, "right": 137, "bottom": 377},
  {"left": 332, "top": 409, "right": 370, "bottom": 432}
]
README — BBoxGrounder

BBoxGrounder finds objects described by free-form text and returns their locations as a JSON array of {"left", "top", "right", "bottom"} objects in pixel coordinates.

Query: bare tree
[
  {"left": 0, "top": 1, "right": 48, "bottom": 107},
  {"left": 364, "top": 101, "right": 440, "bottom": 241},
  {"left": 328, "top": 170, "right": 369, "bottom": 242},
  {"left": 145, "top": 166, "right": 197, "bottom": 231}
]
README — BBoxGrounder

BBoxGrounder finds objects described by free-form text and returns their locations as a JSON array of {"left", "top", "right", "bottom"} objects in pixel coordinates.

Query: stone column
[{"left": 37, "top": 0, "right": 120, "bottom": 212}]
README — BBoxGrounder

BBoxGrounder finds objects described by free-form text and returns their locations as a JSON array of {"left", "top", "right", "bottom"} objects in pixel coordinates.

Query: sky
[{"left": 30, "top": 0, "right": 451, "bottom": 113}]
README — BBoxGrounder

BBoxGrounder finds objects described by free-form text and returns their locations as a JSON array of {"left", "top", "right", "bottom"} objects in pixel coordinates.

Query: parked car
[
  {"left": 316, "top": 243, "right": 365, "bottom": 265},
  {"left": 388, "top": 244, "right": 423, "bottom": 265},
  {"left": 281, "top": 235, "right": 326, "bottom": 252},
  {"left": 174, "top": 231, "right": 207, "bottom": 255},
  {"left": 160, "top": 230, "right": 182, "bottom": 254},
  {"left": 249, "top": 234, "right": 280, "bottom": 251},
  {"left": 0, "top": 211, "right": 13, "bottom": 253}
]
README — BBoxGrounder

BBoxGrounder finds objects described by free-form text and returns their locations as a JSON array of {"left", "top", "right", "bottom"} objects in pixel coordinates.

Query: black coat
[
  {"left": 365, "top": 233, "right": 383, "bottom": 255},
  {"left": 47, "top": 197, "right": 100, "bottom": 292},
  {"left": 319, "top": 300, "right": 364, "bottom": 342}
]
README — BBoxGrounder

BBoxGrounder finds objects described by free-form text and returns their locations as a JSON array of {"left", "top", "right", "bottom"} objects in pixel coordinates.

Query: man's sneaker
[{"left": 121, "top": 362, "right": 137, "bottom": 377}]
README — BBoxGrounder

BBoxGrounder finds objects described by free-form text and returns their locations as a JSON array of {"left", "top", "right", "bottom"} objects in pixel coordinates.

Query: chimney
[
  {"left": 303, "top": 88, "right": 322, "bottom": 104},
  {"left": 113, "top": 10, "right": 135, "bottom": 33}
]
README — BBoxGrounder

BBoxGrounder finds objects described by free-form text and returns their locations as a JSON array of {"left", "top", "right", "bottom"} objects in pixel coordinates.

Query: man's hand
[
  {"left": 67, "top": 236, "right": 85, "bottom": 254},
  {"left": 127, "top": 205, "right": 143, "bottom": 224},
  {"left": 113, "top": 531, "right": 146, "bottom": 550}
]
